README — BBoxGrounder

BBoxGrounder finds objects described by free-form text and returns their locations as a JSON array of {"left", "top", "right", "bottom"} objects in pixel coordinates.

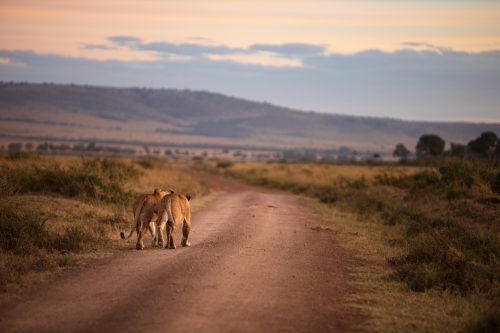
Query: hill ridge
[{"left": 0, "top": 82, "right": 498, "bottom": 151}]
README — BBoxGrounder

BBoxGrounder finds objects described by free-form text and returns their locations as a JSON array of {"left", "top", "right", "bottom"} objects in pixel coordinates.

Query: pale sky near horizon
[{"left": 1, "top": 0, "right": 500, "bottom": 122}]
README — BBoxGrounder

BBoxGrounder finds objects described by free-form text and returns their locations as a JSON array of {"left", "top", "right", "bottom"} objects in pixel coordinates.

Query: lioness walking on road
[
  {"left": 120, "top": 188, "right": 171, "bottom": 250},
  {"left": 156, "top": 193, "right": 192, "bottom": 249}
]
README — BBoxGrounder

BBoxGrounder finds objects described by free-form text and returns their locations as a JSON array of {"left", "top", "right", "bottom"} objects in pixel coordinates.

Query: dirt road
[{"left": 0, "top": 174, "right": 365, "bottom": 332}]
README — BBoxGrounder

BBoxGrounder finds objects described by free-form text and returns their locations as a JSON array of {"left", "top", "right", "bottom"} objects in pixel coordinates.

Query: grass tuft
[{"left": 0, "top": 200, "right": 110, "bottom": 290}]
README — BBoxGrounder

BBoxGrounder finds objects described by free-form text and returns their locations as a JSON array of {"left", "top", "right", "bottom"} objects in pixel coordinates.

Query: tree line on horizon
[
  {"left": 393, "top": 131, "right": 500, "bottom": 165},
  {"left": 3, "top": 131, "right": 499, "bottom": 164}
]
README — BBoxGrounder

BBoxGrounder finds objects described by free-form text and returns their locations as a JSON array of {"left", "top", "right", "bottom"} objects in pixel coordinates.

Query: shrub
[
  {"left": 438, "top": 160, "right": 496, "bottom": 198},
  {"left": 0, "top": 158, "right": 138, "bottom": 205},
  {"left": 136, "top": 158, "right": 155, "bottom": 169},
  {"left": 411, "top": 169, "right": 442, "bottom": 189},
  {"left": 313, "top": 185, "right": 339, "bottom": 204},
  {"left": 0, "top": 201, "right": 107, "bottom": 255},
  {"left": 0, "top": 202, "right": 51, "bottom": 255},
  {"left": 390, "top": 219, "right": 500, "bottom": 295},
  {"left": 375, "top": 173, "right": 411, "bottom": 188},
  {"left": 0, "top": 200, "right": 109, "bottom": 291},
  {"left": 216, "top": 160, "right": 234, "bottom": 168},
  {"left": 53, "top": 225, "right": 103, "bottom": 253},
  {"left": 6, "top": 151, "right": 34, "bottom": 160}
]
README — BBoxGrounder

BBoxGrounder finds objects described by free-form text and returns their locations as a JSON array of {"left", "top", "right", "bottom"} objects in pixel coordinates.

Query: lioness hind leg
[
  {"left": 136, "top": 229, "right": 145, "bottom": 250},
  {"left": 149, "top": 222, "right": 157, "bottom": 247},
  {"left": 181, "top": 218, "right": 191, "bottom": 247},
  {"left": 136, "top": 217, "right": 147, "bottom": 250},
  {"left": 156, "top": 212, "right": 167, "bottom": 248},
  {"left": 166, "top": 220, "right": 176, "bottom": 249},
  {"left": 157, "top": 221, "right": 166, "bottom": 247},
  {"left": 135, "top": 223, "right": 143, "bottom": 250}
]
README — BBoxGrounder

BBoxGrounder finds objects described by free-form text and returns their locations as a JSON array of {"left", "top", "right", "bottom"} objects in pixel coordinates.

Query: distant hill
[{"left": 0, "top": 82, "right": 498, "bottom": 152}]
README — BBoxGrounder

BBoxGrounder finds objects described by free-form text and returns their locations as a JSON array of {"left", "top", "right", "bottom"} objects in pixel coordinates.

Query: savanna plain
[{"left": 0, "top": 153, "right": 498, "bottom": 332}]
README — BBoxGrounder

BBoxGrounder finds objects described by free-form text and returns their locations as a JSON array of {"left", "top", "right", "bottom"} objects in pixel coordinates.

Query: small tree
[
  {"left": 496, "top": 140, "right": 500, "bottom": 164},
  {"left": 7, "top": 143, "right": 22, "bottom": 152},
  {"left": 416, "top": 134, "right": 445, "bottom": 158},
  {"left": 87, "top": 142, "right": 97, "bottom": 151},
  {"left": 450, "top": 142, "right": 467, "bottom": 159},
  {"left": 393, "top": 143, "right": 410, "bottom": 160},
  {"left": 143, "top": 145, "right": 151, "bottom": 156},
  {"left": 467, "top": 131, "right": 498, "bottom": 159}
]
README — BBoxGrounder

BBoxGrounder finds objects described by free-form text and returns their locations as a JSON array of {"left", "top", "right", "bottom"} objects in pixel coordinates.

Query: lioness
[
  {"left": 120, "top": 188, "right": 171, "bottom": 250},
  {"left": 156, "top": 193, "right": 192, "bottom": 249}
]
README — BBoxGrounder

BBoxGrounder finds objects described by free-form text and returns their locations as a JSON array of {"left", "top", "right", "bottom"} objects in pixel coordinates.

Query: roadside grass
[
  {"left": 0, "top": 156, "right": 210, "bottom": 294},
  {"left": 0, "top": 196, "right": 118, "bottom": 293},
  {"left": 199, "top": 159, "right": 500, "bottom": 332},
  {"left": 308, "top": 198, "right": 497, "bottom": 333},
  {"left": 0, "top": 157, "right": 138, "bottom": 205}
]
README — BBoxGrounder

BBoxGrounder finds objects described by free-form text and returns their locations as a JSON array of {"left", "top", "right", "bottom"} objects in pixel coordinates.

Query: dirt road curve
[{"left": 0, "top": 175, "right": 365, "bottom": 332}]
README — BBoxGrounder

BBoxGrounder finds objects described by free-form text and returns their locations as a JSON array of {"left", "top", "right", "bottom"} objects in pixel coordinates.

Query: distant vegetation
[
  {"left": 393, "top": 131, "right": 499, "bottom": 166},
  {"left": 4, "top": 141, "right": 136, "bottom": 156}
]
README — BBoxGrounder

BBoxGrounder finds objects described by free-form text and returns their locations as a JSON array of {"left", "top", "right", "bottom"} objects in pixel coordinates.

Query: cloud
[
  {"left": 161, "top": 54, "right": 193, "bottom": 62},
  {"left": 103, "top": 36, "right": 316, "bottom": 67},
  {"left": 136, "top": 41, "right": 239, "bottom": 56},
  {"left": 249, "top": 43, "right": 326, "bottom": 56},
  {"left": 206, "top": 52, "right": 303, "bottom": 68},
  {"left": 187, "top": 36, "right": 215, "bottom": 44},
  {"left": 81, "top": 43, "right": 114, "bottom": 50},
  {"left": 108, "top": 35, "right": 142, "bottom": 46},
  {"left": 401, "top": 42, "right": 452, "bottom": 54},
  {"left": 0, "top": 56, "right": 26, "bottom": 67},
  {"left": 101, "top": 36, "right": 325, "bottom": 67}
]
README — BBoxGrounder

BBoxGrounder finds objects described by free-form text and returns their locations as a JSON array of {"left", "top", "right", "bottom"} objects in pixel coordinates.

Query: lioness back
[{"left": 169, "top": 194, "right": 190, "bottom": 216}]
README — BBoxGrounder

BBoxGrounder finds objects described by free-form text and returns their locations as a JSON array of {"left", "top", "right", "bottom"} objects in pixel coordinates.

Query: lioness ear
[{"left": 186, "top": 195, "right": 191, "bottom": 201}]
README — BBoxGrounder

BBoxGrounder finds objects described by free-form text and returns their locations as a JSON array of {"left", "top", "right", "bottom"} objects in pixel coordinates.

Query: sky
[{"left": 1, "top": 0, "right": 500, "bottom": 122}]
